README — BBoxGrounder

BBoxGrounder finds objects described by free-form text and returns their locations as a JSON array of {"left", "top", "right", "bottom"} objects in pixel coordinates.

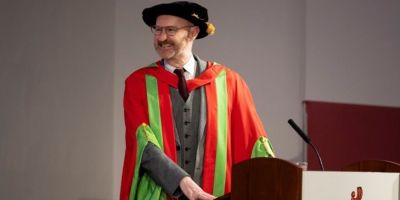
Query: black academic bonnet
[{"left": 142, "top": 1, "right": 215, "bottom": 39}]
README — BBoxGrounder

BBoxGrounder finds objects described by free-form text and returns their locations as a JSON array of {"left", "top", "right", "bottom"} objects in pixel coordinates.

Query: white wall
[
  {"left": 305, "top": 0, "right": 400, "bottom": 107},
  {"left": 0, "top": 1, "right": 115, "bottom": 200},
  {"left": 1, "top": 0, "right": 399, "bottom": 200}
]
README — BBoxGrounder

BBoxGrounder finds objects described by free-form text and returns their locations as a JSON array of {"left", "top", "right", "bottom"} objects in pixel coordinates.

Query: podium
[{"left": 216, "top": 158, "right": 400, "bottom": 200}]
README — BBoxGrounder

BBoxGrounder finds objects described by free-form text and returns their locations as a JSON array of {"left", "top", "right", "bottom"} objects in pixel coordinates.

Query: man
[{"left": 120, "top": 2, "right": 275, "bottom": 200}]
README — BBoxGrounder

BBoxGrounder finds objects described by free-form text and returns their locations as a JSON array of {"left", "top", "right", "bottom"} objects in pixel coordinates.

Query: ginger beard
[{"left": 154, "top": 33, "right": 192, "bottom": 62}]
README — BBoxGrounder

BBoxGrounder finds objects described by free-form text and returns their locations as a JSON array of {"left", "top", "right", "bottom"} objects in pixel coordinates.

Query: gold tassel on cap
[{"left": 206, "top": 22, "right": 216, "bottom": 35}]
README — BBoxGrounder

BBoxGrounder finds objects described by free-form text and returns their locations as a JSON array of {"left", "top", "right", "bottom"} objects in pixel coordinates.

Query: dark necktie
[{"left": 174, "top": 68, "right": 189, "bottom": 101}]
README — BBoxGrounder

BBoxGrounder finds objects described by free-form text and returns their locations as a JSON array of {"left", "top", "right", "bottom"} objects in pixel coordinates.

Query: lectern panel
[
  {"left": 231, "top": 158, "right": 302, "bottom": 200},
  {"left": 303, "top": 171, "right": 399, "bottom": 200}
]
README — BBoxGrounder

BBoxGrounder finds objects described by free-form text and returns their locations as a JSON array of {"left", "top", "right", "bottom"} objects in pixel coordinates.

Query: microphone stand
[
  {"left": 308, "top": 141, "right": 325, "bottom": 171},
  {"left": 288, "top": 119, "right": 325, "bottom": 171}
]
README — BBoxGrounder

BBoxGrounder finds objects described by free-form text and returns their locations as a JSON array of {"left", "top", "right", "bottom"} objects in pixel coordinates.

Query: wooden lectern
[
  {"left": 216, "top": 158, "right": 400, "bottom": 200},
  {"left": 216, "top": 157, "right": 303, "bottom": 200}
]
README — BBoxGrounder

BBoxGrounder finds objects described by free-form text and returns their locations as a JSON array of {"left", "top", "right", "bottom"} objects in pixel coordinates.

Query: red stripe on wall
[{"left": 305, "top": 101, "right": 400, "bottom": 170}]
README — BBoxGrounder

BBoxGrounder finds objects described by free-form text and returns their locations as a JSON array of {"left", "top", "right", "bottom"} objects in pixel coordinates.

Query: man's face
[{"left": 153, "top": 15, "right": 196, "bottom": 62}]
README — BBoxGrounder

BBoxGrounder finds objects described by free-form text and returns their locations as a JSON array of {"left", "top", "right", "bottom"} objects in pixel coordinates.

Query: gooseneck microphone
[{"left": 288, "top": 119, "right": 325, "bottom": 171}]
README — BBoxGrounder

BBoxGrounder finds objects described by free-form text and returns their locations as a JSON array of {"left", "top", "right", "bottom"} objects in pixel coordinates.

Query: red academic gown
[{"left": 120, "top": 60, "right": 273, "bottom": 200}]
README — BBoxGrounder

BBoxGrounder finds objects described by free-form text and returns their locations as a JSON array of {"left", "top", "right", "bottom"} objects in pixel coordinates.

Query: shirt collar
[{"left": 164, "top": 56, "right": 196, "bottom": 79}]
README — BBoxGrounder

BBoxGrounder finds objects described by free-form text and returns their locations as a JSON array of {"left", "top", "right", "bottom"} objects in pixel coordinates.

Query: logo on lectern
[{"left": 350, "top": 186, "right": 363, "bottom": 200}]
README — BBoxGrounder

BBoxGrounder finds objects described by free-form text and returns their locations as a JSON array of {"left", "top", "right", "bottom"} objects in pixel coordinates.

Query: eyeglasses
[{"left": 150, "top": 25, "right": 194, "bottom": 36}]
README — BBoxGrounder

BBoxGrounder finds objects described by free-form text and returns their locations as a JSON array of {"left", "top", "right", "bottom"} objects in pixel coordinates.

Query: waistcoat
[{"left": 169, "top": 58, "right": 207, "bottom": 185}]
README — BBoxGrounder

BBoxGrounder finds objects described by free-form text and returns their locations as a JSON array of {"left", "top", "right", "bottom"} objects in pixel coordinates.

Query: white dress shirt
[{"left": 164, "top": 56, "right": 196, "bottom": 80}]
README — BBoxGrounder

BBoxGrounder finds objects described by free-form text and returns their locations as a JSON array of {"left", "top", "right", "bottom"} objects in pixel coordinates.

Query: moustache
[{"left": 157, "top": 40, "right": 175, "bottom": 47}]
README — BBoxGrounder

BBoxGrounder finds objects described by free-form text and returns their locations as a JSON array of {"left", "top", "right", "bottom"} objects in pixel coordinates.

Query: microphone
[{"left": 288, "top": 119, "right": 325, "bottom": 171}]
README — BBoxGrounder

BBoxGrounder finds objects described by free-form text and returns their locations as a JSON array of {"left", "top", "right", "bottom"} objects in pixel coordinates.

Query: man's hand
[{"left": 179, "top": 176, "right": 216, "bottom": 200}]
